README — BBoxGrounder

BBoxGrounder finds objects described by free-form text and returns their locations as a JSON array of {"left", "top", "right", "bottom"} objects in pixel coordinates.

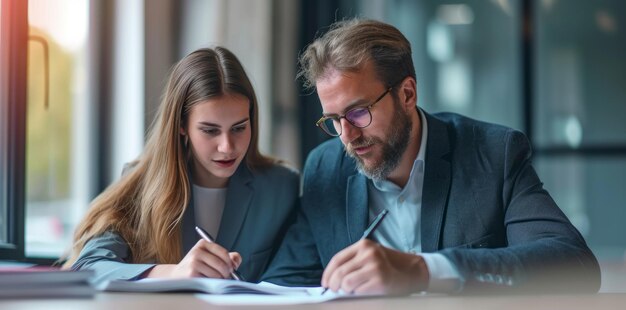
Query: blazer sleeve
[
  {"left": 439, "top": 130, "right": 601, "bottom": 293},
  {"left": 71, "top": 231, "right": 155, "bottom": 283},
  {"left": 260, "top": 152, "right": 327, "bottom": 286},
  {"left": 260, "top": 200, "right": 325, "bottom": 286}
]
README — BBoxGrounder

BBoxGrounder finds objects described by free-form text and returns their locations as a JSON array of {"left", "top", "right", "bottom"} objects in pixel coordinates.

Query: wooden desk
[{"left": 1, "top": 293, "right": 625, "bottom": 310}]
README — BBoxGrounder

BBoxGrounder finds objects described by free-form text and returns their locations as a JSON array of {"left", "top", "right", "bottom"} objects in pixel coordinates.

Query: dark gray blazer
[
  {"left": 262, "top": 110, "right": 600, "bottom": 293},
  {"left": 72, "top": 163, "right": 299, "bottom": 283}
]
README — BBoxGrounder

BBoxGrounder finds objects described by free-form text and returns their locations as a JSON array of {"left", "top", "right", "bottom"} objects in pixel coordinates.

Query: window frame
[{"left": 0, "top": 0, "right": 28, "bottom": 260}]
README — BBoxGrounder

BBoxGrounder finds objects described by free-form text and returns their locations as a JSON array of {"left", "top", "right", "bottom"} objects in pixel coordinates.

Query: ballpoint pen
[
  {"left": 360, "top": 209, "right": 389, "bottom": 240},
  {"left": 195, "top": 226, "right": 245, "bottom": 281},
  {"left": 321, "top": 209, "right": 389, "bottom": 294}
]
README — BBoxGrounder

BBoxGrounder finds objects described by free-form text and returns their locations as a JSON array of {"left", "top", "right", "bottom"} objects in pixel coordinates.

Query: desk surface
[{"left": 1, "top": 293, "right": 625, "bottom": 310}]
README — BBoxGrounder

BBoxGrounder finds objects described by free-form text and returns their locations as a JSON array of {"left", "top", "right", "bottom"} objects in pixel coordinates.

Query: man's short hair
[{"left": 298, "top": 18, "right": 416, "bottom": 90}]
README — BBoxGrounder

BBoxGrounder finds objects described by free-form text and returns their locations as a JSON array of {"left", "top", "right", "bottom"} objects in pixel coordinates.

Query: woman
[{"left": 63, "top": 47, "right": 299, "bottom": 283}]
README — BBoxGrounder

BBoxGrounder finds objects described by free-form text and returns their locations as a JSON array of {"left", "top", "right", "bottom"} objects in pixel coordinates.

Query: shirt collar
[{"left": 372, "top": 107, "right": 428, "bottom": 192}]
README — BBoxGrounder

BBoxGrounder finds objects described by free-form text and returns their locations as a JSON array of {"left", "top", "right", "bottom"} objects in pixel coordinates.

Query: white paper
[{"left": 196, "top": 282, "right": 369, "bottom": 305}]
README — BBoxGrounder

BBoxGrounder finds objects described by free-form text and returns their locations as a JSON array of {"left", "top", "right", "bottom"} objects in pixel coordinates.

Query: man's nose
[{"left": 340, "top": 118, "right": 360, "bottom": 143}]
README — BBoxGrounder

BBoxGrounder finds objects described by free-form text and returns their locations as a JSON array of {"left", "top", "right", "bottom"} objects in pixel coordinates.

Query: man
[{"left": 262, "top": 19, "right": 600, "bottom": 295}]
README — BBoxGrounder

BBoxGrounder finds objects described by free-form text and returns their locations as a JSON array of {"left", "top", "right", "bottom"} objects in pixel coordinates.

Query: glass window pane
[
  {"left": 26, "top": 0, "right": 90, "bottom": 257},
  {"left": 535, "top": 0, "right": 626, "bottom": 147},
  {"left": 354, "top": 0, "right": 522, "bottom": 130},
  {"left": 535, "top": 156, "right": 626, "bottom": 261}
]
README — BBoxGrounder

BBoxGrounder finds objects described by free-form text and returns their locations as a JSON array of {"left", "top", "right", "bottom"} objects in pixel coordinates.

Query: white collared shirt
[{"left": 368, "top": 108, "right": 463, "bottom": 292}]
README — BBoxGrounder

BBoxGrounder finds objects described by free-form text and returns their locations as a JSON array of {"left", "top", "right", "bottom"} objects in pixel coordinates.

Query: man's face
[{"left": 316, "top": 62, "right": 412, "bottom": 180}]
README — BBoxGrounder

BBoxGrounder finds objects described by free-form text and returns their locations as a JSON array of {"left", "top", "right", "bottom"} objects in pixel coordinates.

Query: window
[
  {"left": 25, "top": 0, "right": 91, "bottom": 258},
  {"left": 392, "top": 0, "right": 522, "bottom": 130},
  {"left": 533, "top": 0, "right": 626, "bottom": 260}
]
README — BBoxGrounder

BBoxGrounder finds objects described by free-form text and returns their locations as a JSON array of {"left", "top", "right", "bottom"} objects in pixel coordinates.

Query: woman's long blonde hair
[{"left": 63, "top": 47, "right": 273, "bottom": 267}]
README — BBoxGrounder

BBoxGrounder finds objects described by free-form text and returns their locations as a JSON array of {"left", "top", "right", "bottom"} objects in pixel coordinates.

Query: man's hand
[
  {"left": 321, "top": 239, "right": 429, "bottom": 295},
  {"left": 146, "top": 239, "right": 242, "bottom": 278}
]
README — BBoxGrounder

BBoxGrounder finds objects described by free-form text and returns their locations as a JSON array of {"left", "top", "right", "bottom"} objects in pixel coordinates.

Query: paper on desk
[
  {"left": 196, "top": 282, "right": 370, "bottom": 305},
  {"left": 99, "top": 278, "right": 311, "bottom": 295}
]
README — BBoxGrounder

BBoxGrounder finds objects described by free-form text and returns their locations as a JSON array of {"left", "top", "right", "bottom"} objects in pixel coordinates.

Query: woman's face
[{"left": 184, "top": 93, "right": 252, "bottom": 188}]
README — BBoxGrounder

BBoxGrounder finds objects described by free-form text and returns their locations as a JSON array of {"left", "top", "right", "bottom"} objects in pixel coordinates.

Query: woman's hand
[{"left": 146, "top": 239, "right": 242, "bottom": 279}]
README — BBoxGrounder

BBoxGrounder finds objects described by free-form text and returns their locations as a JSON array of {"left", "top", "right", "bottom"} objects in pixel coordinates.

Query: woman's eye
[
  {"left": 232, "top": 125, "right": 247, "bottom": 133},
  {"left": 201, "top": 128, "right": 220, "bottom": 135}
]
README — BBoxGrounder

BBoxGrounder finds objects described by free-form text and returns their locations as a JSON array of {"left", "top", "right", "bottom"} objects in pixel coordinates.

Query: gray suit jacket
[
  {"left": 262, "top": 111, "right": 600, "bottom": 293},
  {"left": 72, "top": 163, "right": 299, "bottom": 283}
]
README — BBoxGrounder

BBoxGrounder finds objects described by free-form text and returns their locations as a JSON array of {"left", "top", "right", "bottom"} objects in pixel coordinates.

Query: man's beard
[{"left": 345, "top": 100, "right": 412, "bottom": 181}]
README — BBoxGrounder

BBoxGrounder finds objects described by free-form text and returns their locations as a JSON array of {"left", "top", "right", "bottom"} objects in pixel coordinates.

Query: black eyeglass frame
[{"left": 315, "top": 87, "right": 393, "bottom": 137}]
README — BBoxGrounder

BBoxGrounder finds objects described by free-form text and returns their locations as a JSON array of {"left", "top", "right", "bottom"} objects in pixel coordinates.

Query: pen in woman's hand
[{"left": 195, "top": 226, "right": 245, "bottom": 281}]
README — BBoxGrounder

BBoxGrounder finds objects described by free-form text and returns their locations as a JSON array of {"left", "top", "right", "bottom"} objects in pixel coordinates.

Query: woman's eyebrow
[{"left": 197, "top": 117, "right": 250, "bottom": 128}]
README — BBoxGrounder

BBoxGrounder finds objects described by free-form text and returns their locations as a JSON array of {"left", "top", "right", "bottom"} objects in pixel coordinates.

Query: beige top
[{"left": 192, "top": 184, "right": 227, "bottom": 239}]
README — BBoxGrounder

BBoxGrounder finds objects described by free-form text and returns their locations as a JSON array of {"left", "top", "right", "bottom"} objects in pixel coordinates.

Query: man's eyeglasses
[{"left": 316, "top": 87, "right": 392, "bottom": 137}]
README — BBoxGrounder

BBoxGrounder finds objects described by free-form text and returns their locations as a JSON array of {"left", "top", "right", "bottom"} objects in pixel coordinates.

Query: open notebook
[
  {"left": 97, "top": 278, "right": 371, "bottom": 304},
  {"left": 99, "top": 278, "right": 325, "bottom": 295}
]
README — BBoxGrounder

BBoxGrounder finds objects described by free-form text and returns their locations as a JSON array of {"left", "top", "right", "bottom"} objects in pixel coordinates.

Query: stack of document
[{"left": 0, "top": 267, "right": 95, "bottom": 299}]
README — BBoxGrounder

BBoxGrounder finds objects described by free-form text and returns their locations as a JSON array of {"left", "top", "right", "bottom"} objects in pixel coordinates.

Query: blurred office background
[{"left": 1, "top": 0, "right": 625, "bottom": 289}]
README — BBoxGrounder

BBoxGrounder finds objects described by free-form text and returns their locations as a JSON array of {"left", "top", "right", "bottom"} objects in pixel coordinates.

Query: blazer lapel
[
  {"left": 346, "top": 173, "right": 368, "bottom": 243},
  {"left": 421, "top": 111, "right": 452, "bottom": 252},
  {"left": 216, "top": 164, "right": 253, "bottom": 250}
]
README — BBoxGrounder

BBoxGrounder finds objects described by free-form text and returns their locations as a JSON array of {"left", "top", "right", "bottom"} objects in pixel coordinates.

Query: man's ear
[{"left": 399, "top": 77, "right": 418, "bottom": 110}]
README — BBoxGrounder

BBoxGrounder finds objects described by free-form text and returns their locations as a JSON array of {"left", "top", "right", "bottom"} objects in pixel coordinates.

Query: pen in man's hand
[
  {"left": 321, "top": 209, "right": 389, "bottom": 295},
  {"left": 194, "top": 226, "right": 244, "bottom": 281},
  {"left": 361, "top": 209, "right": 389, "bottom": 240}
]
